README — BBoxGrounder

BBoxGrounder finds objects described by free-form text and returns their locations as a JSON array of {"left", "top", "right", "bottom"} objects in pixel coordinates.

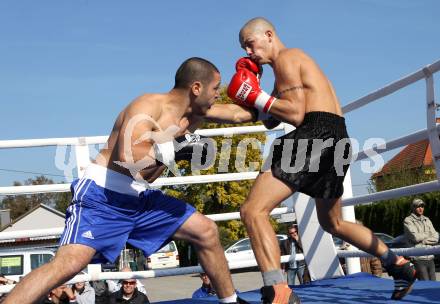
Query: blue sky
[{"left": 0, "top": 0, "right": 439, "bottom": 196}]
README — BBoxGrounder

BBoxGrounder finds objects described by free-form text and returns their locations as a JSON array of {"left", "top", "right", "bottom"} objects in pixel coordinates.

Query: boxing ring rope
[
  {"left": 0, "top": 59, "right": 439, "bottom": 292},
  {"left": 0, "top": 125, "right": 285, "bottom": 149},
  {"left": 1, "top": 123, "right": 440, "bottom": 196},
  {"left": 342, "top": 59, "right": 440, "bottom": 113},
  {"left": 1, "top": 246, "right": 440, "bottom": 293},
  {"left": 0, "top": 207, "right": 289, "bottom": 241}
]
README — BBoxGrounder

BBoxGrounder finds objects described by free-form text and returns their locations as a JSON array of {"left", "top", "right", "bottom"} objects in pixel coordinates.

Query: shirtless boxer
[
  {"left": 4, "top": 57, "right": 255, "bottom": 304},
  {"left": 227, "top": 17, "right": 417, "bottom": 303}
]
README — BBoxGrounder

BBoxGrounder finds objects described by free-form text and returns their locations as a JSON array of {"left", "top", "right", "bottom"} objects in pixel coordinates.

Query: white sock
[{"left": 219, "top": 293, "right": 237, "bottom": 303}]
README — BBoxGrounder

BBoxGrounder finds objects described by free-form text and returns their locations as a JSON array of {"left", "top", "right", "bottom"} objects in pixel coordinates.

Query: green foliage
[
  {"left": 372, "top": 166, "right": 433, "bottom": 192},
  {"left": 355, "top": 166, "right": 440, "bottom": 236},
  {"left": 1, "top": 176, "right": 72, "bottom": 220}
]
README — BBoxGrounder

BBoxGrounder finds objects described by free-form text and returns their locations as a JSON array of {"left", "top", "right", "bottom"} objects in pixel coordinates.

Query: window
[
  {"left": 157, "top": 242, "right": 176, "bottom": 253},
  {"left": 230, "top": 239, "right": 251, "bottom": 252},
  {"left": 30, "top": 254, "right": 53, "bottom": 270},
  {"left": 0, "top": 255, "right": 24, "bottom": 276}
]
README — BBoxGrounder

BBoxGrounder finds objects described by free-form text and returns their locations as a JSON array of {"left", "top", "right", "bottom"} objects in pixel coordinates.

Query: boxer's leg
[
  {"left": 173, "top": 212, "right": 236, "bottom": 302},
  {"left": 240, "top": 171, "right": 300, "bottom": 304},
  {"left": 4, "top": 244, "right": 95, "bottom": 304}
]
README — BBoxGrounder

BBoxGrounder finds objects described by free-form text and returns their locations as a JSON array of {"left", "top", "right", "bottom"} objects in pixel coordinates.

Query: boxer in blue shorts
[
  {"left": 59, "top": 164, "right": 197, "bottom": 264},
  {"left": 5, "top": 57, "right": 258, "bottom": 304}
]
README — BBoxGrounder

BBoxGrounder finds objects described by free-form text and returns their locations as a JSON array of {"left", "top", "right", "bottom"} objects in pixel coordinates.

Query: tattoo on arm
[{"left": 275, "top": 86, "right": 304, "bottom": 98}]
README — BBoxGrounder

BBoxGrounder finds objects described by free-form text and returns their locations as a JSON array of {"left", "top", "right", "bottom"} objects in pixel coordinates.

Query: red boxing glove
[
  {"left": 227, "top": 69, "right": 277, "bottom": 113},
  {"left": 235, "top": 57, "right": 263, "bottom": 80}
]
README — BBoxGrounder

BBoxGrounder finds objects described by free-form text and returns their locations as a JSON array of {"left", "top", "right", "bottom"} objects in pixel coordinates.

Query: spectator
[
  {"left": 90, "top": 281, "right": 110, "bottom": 304},
  {"left": 280, "top": 225, "right": 310, "bottom": 285},
  {"left": 359, "top": 256, "right": 383, "bottom": 276},
  {"left": 40, "top": 285, "right": 77, "bottom": 304},
  {"left": 0, "top": 275, "right": 17, "bottom": 303},
  {"left": 339, "top": 240, "right": 383, "bottom": 277},
  {"left": 107, "top": 267, "right": 147, "bottom": 295},
  {"left": 109, "top": 279, "right": 150, "bottom": 304},
  {"left": 0, "top": 276, "right": 16, "bottom": 286},
  {"left": 404, "top": 198, "right": 439, "bottom": 281},
  {"left": 71, "top": 281, "right": 95, "bottom": 304},
  {"left": 345, "top": 221, "right": 383, "bottom": 277},
  {"left": 192, "top": 273, "right": 216, "bottom": 298}
]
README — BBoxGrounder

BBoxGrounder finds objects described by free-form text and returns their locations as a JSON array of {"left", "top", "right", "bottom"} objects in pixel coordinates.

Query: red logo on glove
[{"left": 236, "top": 82, "right": 252, "bottom": 102}]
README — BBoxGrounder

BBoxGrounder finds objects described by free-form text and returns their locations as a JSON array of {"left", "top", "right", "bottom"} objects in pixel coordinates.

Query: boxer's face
[
  {"left": 194, "top": 72, "right": 221, "bottom": 115},
  {"left": 240, "top": 30, "right": 271, "bottom": 64}
]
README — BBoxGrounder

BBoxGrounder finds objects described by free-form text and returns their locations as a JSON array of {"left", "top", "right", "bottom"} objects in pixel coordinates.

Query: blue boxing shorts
[{"left": 59, "top": 163, "right": 196, "bottom": 263}]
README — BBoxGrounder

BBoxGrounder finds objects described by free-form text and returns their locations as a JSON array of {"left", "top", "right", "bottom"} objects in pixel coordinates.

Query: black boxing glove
[
  {"left": 250, "top": 108, "right": 282, "bottom": 129},
  {"left": 154, "top": 133, "right": 215, "bottom": 165}
]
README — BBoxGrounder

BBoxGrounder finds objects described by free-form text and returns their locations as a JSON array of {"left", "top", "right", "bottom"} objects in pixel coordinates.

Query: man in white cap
[{"left": 404, "top": 198, "right": 439, "bottom": 281}]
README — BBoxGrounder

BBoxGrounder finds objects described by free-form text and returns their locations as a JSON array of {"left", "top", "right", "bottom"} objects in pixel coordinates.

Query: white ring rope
[
  {"left": 355, "top": 124, "right": 440, "bottom": 161},
  {"left": 0, "top": 125, "right": 285, "bottom": 149},
  {"left": 0, "top": 207, "right": 289, "bottom": 241},
  {"left": 342, "top": 180, "right": 440, "bottom": 207},
  {"left": 342, "top": 59, "right": 440, "bottom": 113},
  {"left": 338, "top": 245, "right": 440, "bottom": 258},
  {"left": 0, "top": 257, "right": 298, "bottom": 293},
  {"left": 1, "top": 122, "right": 439, "bottom": 197},
  {"left": 1, "top": 246, "right": 440, "bottom": 294}
]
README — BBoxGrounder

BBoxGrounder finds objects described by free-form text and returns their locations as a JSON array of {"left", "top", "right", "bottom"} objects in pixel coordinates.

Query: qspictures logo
[{"left": 55, "top": 114, "right": 386, "bottom": 182}]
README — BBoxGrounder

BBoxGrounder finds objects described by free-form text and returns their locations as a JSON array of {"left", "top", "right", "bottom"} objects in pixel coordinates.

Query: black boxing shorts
[{"left": 264, "top": 111, "right": 352, "bottom": 199}]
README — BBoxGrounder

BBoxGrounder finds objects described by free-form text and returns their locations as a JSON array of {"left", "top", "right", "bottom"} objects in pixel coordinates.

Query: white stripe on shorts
[
  {"left": 61, "top": 178, "right": 87, "bottom": 245},
  {"left": 73, "top": 179, "right": 92, "bottom": 243}
]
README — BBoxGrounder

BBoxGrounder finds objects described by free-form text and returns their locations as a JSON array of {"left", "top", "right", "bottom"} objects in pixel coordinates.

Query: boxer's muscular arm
[
  {"left": 261, "top": 86, "right": 282, "bottom": 129},
  {"left": 204, "top": 103, "right": 256, "bottom": 123},
  {"left": 268, "top": 50, "right": 306, "bottom": 127},
  {"left": 227, "top": 50, "right": 305, "bottom": 127}
]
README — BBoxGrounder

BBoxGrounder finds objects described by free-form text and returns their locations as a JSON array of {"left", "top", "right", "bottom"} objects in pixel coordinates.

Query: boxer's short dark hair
[{"left": 174, "top": 57, "right": 219, "bottom": 89}]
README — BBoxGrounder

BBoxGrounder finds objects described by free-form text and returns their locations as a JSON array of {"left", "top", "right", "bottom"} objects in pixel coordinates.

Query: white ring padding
[{"left": 89, "top": 272, "right": 100, "bottom": 282}]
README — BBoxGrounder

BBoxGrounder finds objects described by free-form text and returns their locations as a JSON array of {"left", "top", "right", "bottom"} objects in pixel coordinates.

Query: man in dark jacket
[
  {"left": 109, "top": 279, "right": 150, "bottom": 304},
  {"left": 280, "top": 225, "right": 309, "bottom": 285}
]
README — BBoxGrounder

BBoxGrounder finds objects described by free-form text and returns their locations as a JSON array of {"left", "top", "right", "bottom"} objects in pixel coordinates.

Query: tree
[{"left": 1, "top": 176, "right": 71, "bottom": 220}]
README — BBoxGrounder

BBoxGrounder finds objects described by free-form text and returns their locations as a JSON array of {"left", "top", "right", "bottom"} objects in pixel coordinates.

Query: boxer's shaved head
[{"left": 239, "top": 17, "right": 275, "bottom": 45}]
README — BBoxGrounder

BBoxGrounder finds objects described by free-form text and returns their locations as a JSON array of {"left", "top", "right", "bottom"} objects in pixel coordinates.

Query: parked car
[
  {"left": 0, "top": 249, "right": 55, "bottom": 282},
  {"left": 333, "top": 232, "right": 399, "bottom": 250},
  {"left": 224, "top": 235, "right": 287, "bottom": 264},
  {"left": 145, "top": 241, "right": 179, "bottom": 270}
]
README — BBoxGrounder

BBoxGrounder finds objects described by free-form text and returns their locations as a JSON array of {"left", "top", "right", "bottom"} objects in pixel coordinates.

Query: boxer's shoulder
[{"left": 125, "top": 94, "right": 164, "bottom": 119}]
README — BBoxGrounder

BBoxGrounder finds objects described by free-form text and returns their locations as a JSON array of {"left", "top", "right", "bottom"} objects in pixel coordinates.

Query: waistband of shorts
[
  {"left": 302, "top": 111, "right": 345, "bottom": 125},
  {"left": 83, "top": 163, "right": 149, "bottom": 197}
]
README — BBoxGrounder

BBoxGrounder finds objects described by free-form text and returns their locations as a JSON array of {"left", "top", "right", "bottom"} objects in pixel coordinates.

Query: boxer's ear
[{"left": 191, "top": 81, "right": 202, "bottom": 96}]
